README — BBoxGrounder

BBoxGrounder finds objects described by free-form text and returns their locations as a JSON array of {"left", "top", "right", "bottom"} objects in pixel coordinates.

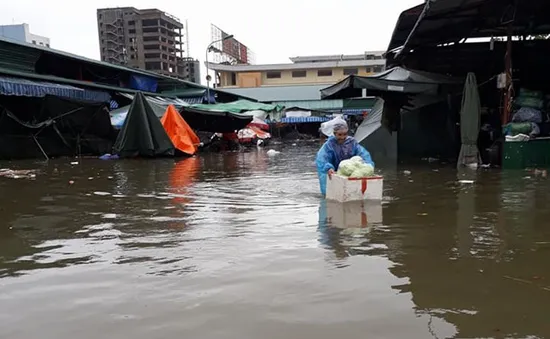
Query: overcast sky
[{"left": 1, "top": 0, "right": 420, "bottom": 83}]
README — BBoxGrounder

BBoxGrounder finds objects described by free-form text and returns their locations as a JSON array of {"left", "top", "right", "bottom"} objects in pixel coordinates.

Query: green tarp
[
  {"left": 191, "top": 99, "right": 283, "bottom": 114},
  {"left": 113, "top": 92, "right": 175, "bottom": 157},
  {"left": 457, "top": 72, "right": 481, "bottom": 168}
]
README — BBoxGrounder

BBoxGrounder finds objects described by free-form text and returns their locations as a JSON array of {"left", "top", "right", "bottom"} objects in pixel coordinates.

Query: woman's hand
[{"left": 328, "top": 169, "right": 335, "bottom": 179}]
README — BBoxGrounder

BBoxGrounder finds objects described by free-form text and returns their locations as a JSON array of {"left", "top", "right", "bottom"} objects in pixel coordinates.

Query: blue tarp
[
  {"left": 129, "top": 74, "right": 158, "bottom": 92},
  {"left": 280, "top": 116, "right": 332, "bottom": 124},
  {"left": 265, "top": 116, "right": 332, "bottom": 124},
  {"left": 340, "top": 109, "right": 371, "bottom": 116},
  {"left": 0, "top": 76, "right": 111, "bottom": 103}
]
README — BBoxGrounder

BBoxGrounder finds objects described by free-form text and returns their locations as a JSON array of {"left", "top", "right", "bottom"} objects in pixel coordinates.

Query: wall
[
  {"left": 218, "top": 66, "right": 381, "bottom": 88},
  {"left": 0, "top": 25, "right": 26, "bottom": 43},
  {"left": 0, "top": 24, "right": 50, "bottom": 47}
]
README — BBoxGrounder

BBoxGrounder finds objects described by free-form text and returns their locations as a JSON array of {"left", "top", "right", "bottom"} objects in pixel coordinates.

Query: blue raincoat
[{"left": 315, "top": 136, "right": 374, "bottom": 196}]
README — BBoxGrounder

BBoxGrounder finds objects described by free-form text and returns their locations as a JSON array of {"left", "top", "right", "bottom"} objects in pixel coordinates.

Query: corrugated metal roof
[
  {"left": 0, "top": 75, "right": 111, "bottom": 102},
  {"left": 0, "top": 67, "right": 163, "bottom": 97},
  {"left": 221, "top": 84, "right": 329, "bottom": 102},
  {"left": 0, "top": 36, "right": 254, "bottom": 102}
]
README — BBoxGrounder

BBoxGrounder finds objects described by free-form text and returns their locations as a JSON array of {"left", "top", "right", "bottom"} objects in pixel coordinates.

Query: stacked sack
[{"left": 504, "top": 88, "right": 545, "bottom": 138}]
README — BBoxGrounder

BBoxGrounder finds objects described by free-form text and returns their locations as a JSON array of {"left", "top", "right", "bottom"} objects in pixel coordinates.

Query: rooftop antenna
[{"left": 186, "top": 19, "right": 190, "bottom": 58}]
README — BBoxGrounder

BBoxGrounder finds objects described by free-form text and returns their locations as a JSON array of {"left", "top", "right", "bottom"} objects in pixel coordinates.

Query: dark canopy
[
  {"left": 321, "top": 66, "right": 463, "bottom": 99},
  {"left": 387, "top": 0, "right": 550, "bottom": 59},
  {"left": 113, "top": 92, "right": 175, "bottom": 158},
  {"left": 180, "top": 107, "right": 253, "bottom": 133},
  {"left": 0, "top": 95, "right": 115, "bottom": 159}
]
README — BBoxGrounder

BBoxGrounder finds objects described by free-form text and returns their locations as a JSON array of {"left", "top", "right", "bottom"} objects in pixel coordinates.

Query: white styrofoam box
[
  {"left": 326, "top": 174, "right": 384, "bottom": 202},
  {"left": 326, "top": 200, "right": 383, "bottom": 229}
]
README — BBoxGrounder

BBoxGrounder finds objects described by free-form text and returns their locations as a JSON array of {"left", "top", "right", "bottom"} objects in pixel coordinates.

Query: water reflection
[{"left": 1, "top": 146, "right": 550, "bottom": 338}]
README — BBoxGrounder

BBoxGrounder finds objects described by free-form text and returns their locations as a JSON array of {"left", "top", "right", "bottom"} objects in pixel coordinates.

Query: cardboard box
[{"left": 326, "top": 174, "right": 383, "bottom": 202}]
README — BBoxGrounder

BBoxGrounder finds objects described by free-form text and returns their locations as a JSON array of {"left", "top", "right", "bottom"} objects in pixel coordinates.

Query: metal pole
[
  {"left": 503, "top": 23, "right": 513, "bottom": 126},
  {"left": 205, "top": 45, "right": 210, "bottom": 103},
  {"left": 204, "top": 35, "right": 233, "bottom": 104}
]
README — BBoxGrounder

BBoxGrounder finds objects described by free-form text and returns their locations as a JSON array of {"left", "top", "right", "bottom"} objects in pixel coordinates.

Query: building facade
[
  {"left": 178, "top": 57, "right": 201, "bottom": 84},
  {"left": 0, "top": 24, "right": 50, "bottom": 47},
  {"left": 97, "top": 7, "right": 198, "bottom": 82},
  {"left": 208, "top": 52, "right": 386, "bottom": 88}
]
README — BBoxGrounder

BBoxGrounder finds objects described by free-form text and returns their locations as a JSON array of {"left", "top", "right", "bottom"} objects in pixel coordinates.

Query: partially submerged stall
[
  {"left": 386, "top": 0, "right": 550, "bottom": 168},
  {"left": 321, "top": 66, "right": 464, "bottom": 163},
  {"left": 0, "top": 76, "right": 115, "bottom": 159}
]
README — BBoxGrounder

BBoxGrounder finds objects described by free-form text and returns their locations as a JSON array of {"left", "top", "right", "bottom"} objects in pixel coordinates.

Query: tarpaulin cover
[
  {"left": 321, "top": 66, "right": 463, "bottom": 99},
  {"left": 129, "top": 74, "right": 158, "bottom": 93},
  {"left": 248, "top": 117, "right": 269, "bottom": 131},
  {"left": 354, "top": 98, "right": 384, "bottom": 143},
  {"left": 0, "top": 75, "right": 111, "bottom": 103},
  {"left": 118, "top": 93, "right": 190, "bottom": 114},
  {"left": 457, "top": 72, "right": 481, "bottom": 168},
  {"left": 113, "top": 92, "right": 175, "bottom": 158},
  {"left": 160, "top": 105, "right": 200, "bottom": 156},
  {"left": 109, "top": 102, "right": 167, "bottom": 129},
  {"left": 191, "top": 99, "right": 283, "bottom": 114},
  {"left": 180, "top": 106, "right": 253, "bottom": 133}
]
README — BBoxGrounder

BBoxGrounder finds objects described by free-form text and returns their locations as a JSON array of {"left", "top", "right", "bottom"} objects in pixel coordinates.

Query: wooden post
[{"left": 503, "top": 23, "right": 513, "bottom": 125}]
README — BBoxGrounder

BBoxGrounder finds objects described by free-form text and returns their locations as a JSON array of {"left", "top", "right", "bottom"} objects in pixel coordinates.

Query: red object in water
[{"left": 222, "top": 132, "right": 238, "bottom": 141}]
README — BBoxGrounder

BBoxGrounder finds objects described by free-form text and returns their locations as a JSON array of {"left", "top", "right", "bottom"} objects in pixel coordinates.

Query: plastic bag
[
  {"left": 512, "top": 107, "right": 543, "bottom": 123},
  {"left": 515, "top": 96, "right": 544, "bottom": 109},
  {"left": 320, "top": 117, "right": 347, "bottom": 137}
]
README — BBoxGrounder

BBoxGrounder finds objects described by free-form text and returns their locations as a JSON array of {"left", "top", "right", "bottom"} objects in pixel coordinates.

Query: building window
[
  {"left": 373, "top": 65, "right": 384, "bottom": 72},
  {"left": 32, "top": 40, "right": 36, "bottom": 44},
  {"left": 46, "top": 44, "right": 50, "bottom": 48},
  {"left": 292, "top": 70, "right": 307, "bottom": 78},
  {"left": 145, "top": 62, "right": 161, "bottom": 70},
  {"left": 343, "top": 68, "right": 358, "bottom": 76},
  {"left": 230, "top": 72, "right": 237, "bottom": 86},
  {"left": 128, "top": 20, "right": 135, "bottom": 25},
  {"left": 266, "top": 71, "right": 281, "bottom": 79},
  {"left": 129, "top": 29, "right": 136, "bottom": 34},
  {"left": 318, "top": 69, "right": 332, "bottom": 77}
]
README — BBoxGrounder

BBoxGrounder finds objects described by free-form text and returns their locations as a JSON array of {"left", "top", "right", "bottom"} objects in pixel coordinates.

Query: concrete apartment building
[
  {"left": 0, "top": 23, "right": 50, "bottom": 47},
  {"left": 96, "top": 7, "right": 200, "bottom": 83},
  {"left": 207, "top": 52, "right": 386, "bottom": 88}
]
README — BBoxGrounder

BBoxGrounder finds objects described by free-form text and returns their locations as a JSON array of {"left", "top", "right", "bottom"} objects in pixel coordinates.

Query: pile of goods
[
  {"left": 504, "top": 88, "right": 548, "bottom": 139},
  {"left": 336, "top": 156, "right": 375, "bottom": 178}
]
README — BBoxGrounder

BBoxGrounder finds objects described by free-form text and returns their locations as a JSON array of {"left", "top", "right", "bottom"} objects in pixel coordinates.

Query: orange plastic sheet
[{"left": 160, "top": 105, "right": 200, "bottom": 155}]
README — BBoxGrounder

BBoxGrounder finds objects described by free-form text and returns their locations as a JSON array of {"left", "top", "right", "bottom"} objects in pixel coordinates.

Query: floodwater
[{"left": 1, "top": 142, "right": 550, "bottom": 339}]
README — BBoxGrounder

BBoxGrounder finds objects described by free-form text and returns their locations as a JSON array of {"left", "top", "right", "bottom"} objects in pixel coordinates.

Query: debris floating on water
[
  {"left": 93, "top": 191, "right": 111, "bottom": 196},
  {"left": 459, "top": 180, "right": 475, "bottom": 184},
  {"left": 267, "top": 149, "right": 280, "bottom": 156},
  {"left": 0, "top": 169, "right": 39, "bottom": 179}
]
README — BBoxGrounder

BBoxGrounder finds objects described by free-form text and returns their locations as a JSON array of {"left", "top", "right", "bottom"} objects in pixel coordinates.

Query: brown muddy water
[{"left": 1, "top": 142, "right": 550, "bottom": 339}]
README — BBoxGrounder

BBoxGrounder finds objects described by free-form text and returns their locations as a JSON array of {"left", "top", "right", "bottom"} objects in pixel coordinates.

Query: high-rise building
[
  {"left": 0, "top": 23, "right": 50, "bottom": 47},
  {"left": 178, "top": 57, "right": 201, "bottom": 84},
  {"left": 97, "top": 7, "right": 197, "bottom": 81}
]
